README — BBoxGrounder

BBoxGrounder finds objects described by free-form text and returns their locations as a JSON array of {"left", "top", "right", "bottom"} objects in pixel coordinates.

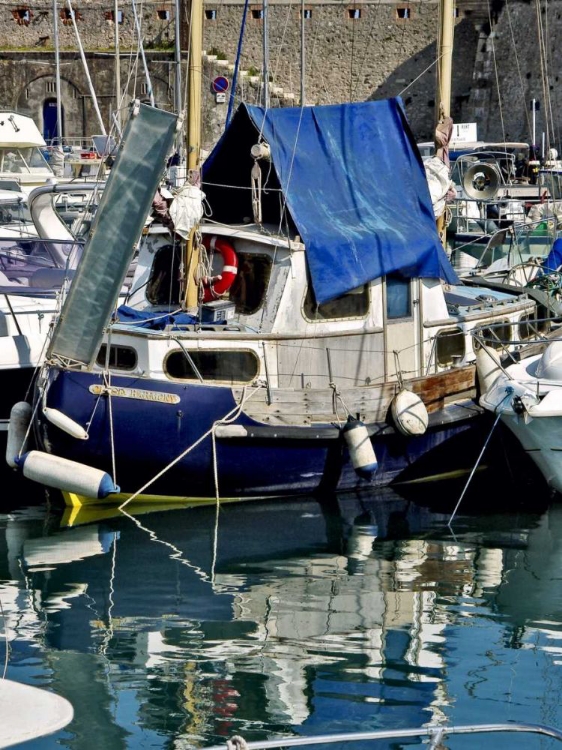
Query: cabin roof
[
  {"left": 204, "top": 99, "right": 457, "bottom": 304},
  {"left": 0, "top": 112, "right": 46, "bottom": 148}
]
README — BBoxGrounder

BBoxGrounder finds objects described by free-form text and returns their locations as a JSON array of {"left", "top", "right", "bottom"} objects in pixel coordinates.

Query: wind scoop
[{"left": 47, "top": 103, "right": 177, "bottom": 367}]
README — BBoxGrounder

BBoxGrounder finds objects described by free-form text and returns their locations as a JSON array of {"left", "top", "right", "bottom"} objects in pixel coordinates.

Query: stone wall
[{"left": 0, "top": 0, "right": 558, "bottom": 150}]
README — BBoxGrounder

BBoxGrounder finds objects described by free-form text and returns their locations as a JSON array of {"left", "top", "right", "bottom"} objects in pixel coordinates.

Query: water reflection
[{"left": 1, "top": 489, "right": 562, "bottom": 748}]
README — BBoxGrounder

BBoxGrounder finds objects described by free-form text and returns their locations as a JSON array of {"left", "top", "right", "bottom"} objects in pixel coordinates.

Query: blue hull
[{"left": 35, "top": 369, "right": 485, "bottom": 499}]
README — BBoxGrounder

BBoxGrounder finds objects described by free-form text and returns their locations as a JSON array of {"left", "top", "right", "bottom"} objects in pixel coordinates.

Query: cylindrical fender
[{"left": 202, "top": 236, "right": 238, "bottom": 303}]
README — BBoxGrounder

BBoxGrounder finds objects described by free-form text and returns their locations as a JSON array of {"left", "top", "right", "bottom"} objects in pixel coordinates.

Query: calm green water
[{"left": 2, "top": 477, "right": 562, "bottom": 749}]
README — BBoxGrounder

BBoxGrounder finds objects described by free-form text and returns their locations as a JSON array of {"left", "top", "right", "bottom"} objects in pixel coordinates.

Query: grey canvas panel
[{"left": 47, "top": 103, "right": 177, "bottom": 366}]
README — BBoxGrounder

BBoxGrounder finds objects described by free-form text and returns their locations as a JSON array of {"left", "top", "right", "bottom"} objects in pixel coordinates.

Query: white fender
[
  {"left": 476, "top": 345, "right": 502, "bottom": 394},
  {"left": 43, "top": 408, "right": 89, "bottom": 440},
  {"left": 6, "top": 401, "right": 32, "bottom": 469},
  {"left": 391, "top": 389, "right": 429, "bottom": 436},
  {"left": 343, "top": 418, "right": 378, "bottom": 479},
  {"left": 16, "top": 451, "right": 119, "bottom": 499}
]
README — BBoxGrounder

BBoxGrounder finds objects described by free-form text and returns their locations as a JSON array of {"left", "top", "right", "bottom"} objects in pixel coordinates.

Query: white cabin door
[{"left": 384, "top": 276, "right": 420, "bottom": 381}]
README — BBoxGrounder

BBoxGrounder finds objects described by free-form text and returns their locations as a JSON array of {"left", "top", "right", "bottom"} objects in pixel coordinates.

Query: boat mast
[
  {"left": 262, "top": 0, "right": 269, "bottom": 107},
  {"left": 436, "top": 0, "right": 454, "bottom": 123},
  {"left": 114, "top": 0, "right": 121, "bottom": 129},
  {"left": 53, "top": 0, "right": 63, "bottom": 142},
  {"left": 435, "top": 0, "right": 455, "bottom": 242},
  {"left": 184, "top": 0, "right": 203, "bottom": 311},
  {"left": 174, "top": 0, "right": 182, "bottom": 117}
]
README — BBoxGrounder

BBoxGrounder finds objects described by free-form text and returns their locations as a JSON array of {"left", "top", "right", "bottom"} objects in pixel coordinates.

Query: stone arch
[{"left": 16, "top": 76, "right": 85, "bottom": 140}]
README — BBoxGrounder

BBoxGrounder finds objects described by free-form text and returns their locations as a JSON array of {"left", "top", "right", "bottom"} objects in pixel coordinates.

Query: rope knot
[{"left": 226, "top": 736, "right": 248, "bottom": 750}]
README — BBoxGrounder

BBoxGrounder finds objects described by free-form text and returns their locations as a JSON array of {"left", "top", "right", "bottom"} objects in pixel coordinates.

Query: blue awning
[{"left": 204, "top": 99, "right": 457, "bottom": 304}]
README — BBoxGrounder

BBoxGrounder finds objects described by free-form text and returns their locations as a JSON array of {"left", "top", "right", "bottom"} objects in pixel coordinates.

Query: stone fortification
[{"left": 0, "top": 0, "right": 556, "bottom": 148}]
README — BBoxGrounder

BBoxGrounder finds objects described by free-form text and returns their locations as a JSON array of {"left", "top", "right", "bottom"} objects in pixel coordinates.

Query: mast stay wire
[
  {"left": 504, "top": 0, "right": 533, "bottom": 143},
  {"left": 486, "top": 0, "right": 508, "bottom": 148}
]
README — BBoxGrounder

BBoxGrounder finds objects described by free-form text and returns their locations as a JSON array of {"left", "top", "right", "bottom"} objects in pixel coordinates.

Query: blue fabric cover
[
  {"left": 544, "top": 238, "right": 562, "bottom": 271},
  {"left": 117, "top": 305, "right": 199, "bottom": 329},
  {"left": 204, "top": 100, "right": 457, "bottom": 304}
]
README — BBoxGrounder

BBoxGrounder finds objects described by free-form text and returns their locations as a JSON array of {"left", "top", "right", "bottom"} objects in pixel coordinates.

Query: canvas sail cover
[
  {"left": 47, "top": 103, "right": 177, "bottom": 366},
  {"left": 203, "top": 99, "right": 457, "bottom": 304}
]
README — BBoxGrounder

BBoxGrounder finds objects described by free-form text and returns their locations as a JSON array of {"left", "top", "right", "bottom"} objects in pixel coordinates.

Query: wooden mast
[
  {"left": 184, "top": 0, "right": 203, "bottom": 312},
  {"left": 435, "top": 0, "right": 455, "bottom": 243}
]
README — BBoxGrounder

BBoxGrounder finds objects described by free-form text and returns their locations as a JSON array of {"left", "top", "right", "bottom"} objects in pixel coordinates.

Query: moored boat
[{"left": 17, "top": 97, "right": 541, "bottom": 506}]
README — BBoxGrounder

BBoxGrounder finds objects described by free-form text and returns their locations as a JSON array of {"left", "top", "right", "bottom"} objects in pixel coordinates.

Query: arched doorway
[{"left": 43, "top": 98, "right": 64, "bottom": 142}]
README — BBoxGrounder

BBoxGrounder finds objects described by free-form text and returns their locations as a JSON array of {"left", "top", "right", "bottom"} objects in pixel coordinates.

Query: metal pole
[
  {"left": 131, "top": 0, "right": 155, "bottom": 107},
  {"left": 184, "top": 0, "right": 203, "bottom": 312},
  {"left": 114, "top": 0, "right": 121, "bottom": 129},
  {"left": 532, "top": 99, "right": 536, "bottom": 146},
  {"left": 300, "top": 0, "right": 305, "bottom": 106},
  {"left": 436, "top": 0, "right": 454, "bottom": 120},
  {"left": 53, "top": 0, "right": 63, "bottom": 142},
  {"left": 67, "top": 0, "right": 106, "bottom": 135},
  {"left": 174, "top": 0, "right": 182, "bottom": 115},
  {"left": 262, "top": 0, "right": 269, "bottom": 108}
]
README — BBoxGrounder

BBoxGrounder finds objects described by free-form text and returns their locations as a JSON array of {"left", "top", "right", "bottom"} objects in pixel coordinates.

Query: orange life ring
[{"left": 201, "top": 236, "right": 238, "bottom": 303}]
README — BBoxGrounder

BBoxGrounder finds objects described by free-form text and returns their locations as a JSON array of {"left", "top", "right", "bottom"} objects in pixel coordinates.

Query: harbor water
[{"left": 1, "top": 473, "right": 562, "bottom": 749}]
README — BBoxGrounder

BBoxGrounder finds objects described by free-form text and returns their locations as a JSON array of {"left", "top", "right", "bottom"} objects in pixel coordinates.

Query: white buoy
[
  {"left": 6, "top": 401, "right": 32, "bottom": 469},
  {"left": 391, "top": 389, "right": 429, "bottom": 436},
  {"left": 43, "top": 408, "right": 89, "bottom": 440},
  {"left": 476, "top": 345, "right": 502, "bottom": 394},
  {"left": 343, "top": 417, "right": 378, "bottom": 479},
  {"left": 17, "top": 451, "right": 119, "bottom": 499}
]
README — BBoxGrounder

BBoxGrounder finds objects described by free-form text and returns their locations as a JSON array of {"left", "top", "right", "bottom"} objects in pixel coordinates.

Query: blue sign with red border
[{"left": 212, "top": 76, "right": 230, "bottom": 93}]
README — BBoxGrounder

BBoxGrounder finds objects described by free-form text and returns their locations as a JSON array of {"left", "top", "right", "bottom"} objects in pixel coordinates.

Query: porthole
[{"left": 436, "top": 328, "right": 465, "bottom": 366}]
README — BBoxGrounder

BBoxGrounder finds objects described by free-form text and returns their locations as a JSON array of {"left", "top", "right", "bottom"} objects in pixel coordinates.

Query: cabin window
[
  {"left": 519, "top": 314, "right": 539, "bottom": 340},
  {"left": 436, "top": 328, "right": 465, "bottom": 366},
  {"left": 476, "top": 322, "right": 511, "bottom": 350},
  {"left": 146, "top": 244, "right": 182, "bottom": 305},
  {"left": 303, "top": 283, "right": 369, "bottom": 321},
  {"left": 165, "top": 349, "right": 259, "bottom": 383},
  {"left": 228, "top": 252, "right": 272, "bottom": 315},
  {"left": 386, "top": 275, "right": 411, "bottom": 319},
  {"left": 96, "top": 344, "right": 137, "bottom": 370}
]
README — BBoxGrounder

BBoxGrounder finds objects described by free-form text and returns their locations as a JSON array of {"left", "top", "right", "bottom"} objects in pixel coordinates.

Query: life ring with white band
[{"left": 201, "top": 236, "right": 238, "bottom": 303}]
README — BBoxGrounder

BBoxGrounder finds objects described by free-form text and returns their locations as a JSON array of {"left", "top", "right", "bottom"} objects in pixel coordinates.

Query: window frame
[
  {"left": 302, "top": 282, "right": 370, "bottom": 323},
  {"left": 163, "top": 348, "right": 261, "bottom": 384}
]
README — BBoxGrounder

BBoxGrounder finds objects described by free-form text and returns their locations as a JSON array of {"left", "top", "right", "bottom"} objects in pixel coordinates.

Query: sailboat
[{"left": 6, "top": 0, "right": 540, "bottom": 506}]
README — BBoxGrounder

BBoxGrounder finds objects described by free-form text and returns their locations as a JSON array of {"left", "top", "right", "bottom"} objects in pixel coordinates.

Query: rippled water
[{"left": 2, "top": 476, "right": 562, "bottom": 749}]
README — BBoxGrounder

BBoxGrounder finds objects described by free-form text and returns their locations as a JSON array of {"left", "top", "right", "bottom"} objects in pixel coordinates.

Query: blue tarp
[
  {"left": 204, "top": 99, "right": 457, "bottom": 304},
  {"left": 116, "top": 305, "right": 198, "bottom": 329}
]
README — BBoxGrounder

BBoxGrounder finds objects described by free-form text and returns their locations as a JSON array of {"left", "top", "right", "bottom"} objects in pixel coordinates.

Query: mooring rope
[{"left": 119, "top": 385, "right": 263, "bottom": 510}]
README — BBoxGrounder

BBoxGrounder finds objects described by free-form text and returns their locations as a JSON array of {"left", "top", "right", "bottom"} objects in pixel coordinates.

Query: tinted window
[
  {"left": 229, "top": 252, "right": 272, "bottom": 315},
  {"left": 146, "top": 244, "right": 182, "bottom": 305},
  {"left": 165, "top": 349, "right": 259, "bottom": 383},
  {"left": 304, "top": 283, "right": 369, "bottom": 321},
  {"left": 386, "top": 275, "right": 411, "bottom": 319},
  {"left": 96, "top": 344, "right": 137, "bottom": 370}
]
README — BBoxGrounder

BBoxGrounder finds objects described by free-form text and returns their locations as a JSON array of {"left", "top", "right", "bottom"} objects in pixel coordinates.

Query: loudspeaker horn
[{"left": 463, "top": 162, "right": 501, "bottom": 200}]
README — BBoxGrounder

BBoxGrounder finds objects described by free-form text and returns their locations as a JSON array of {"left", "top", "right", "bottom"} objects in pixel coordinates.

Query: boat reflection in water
[{"left": 1, "top": 488, "right": 562, "bottom": 748}]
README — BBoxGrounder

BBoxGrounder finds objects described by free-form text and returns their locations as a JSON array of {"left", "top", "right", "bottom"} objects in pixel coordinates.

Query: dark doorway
[{"left": 43, "top": 97, "right": 64, "bottom": 142}]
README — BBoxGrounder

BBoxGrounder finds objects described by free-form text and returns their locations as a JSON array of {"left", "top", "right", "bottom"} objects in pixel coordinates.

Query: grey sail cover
[{"left": 47, "top": 103, "right": 177, "bottom": 366}]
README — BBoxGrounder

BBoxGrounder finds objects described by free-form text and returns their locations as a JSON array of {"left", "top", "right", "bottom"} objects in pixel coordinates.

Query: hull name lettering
[{"left": 89, "top": 385, "right": 180, "bottom": 404}]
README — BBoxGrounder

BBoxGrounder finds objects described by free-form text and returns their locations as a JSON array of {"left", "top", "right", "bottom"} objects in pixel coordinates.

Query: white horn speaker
[{"left": 463, "top": 162, "right": 501, "bottom": 200}]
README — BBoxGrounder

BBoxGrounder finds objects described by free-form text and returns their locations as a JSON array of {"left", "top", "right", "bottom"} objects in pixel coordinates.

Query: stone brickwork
[{"left": 0, "top": 0, "right": 558, "bottom": 149}]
